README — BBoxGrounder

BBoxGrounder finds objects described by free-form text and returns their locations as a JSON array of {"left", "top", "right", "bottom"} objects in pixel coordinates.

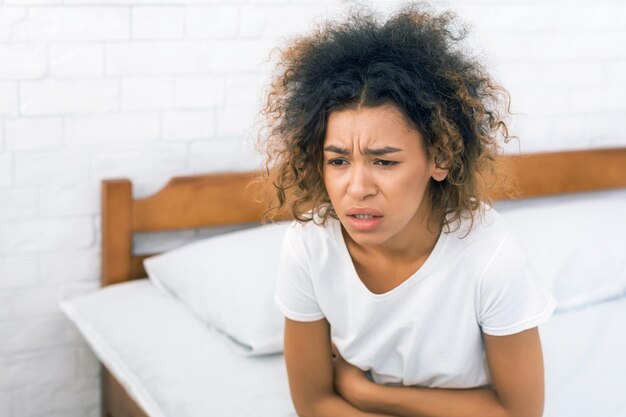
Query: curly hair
[{"left": 258, "top": 2, "right": 514, "bottom": 234}]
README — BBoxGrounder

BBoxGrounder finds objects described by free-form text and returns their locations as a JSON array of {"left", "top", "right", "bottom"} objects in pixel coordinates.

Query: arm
[
  {"left": 336, "top": 327, "right": 545, "bottom": 417},
  {"left": 283, "top": 317, "right": 395, "bottom": 417}
]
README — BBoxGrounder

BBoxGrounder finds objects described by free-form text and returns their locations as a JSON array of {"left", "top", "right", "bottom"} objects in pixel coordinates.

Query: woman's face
[{"left": 322, "top": 104, "right": 448, "bottom": 249}]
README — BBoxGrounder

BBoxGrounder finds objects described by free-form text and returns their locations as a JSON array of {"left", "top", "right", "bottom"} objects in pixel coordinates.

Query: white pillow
[
  {"left": 144, "top": 189, "right": 626, "bottom": 358},
  {"left": 144, "top": 222, "right": 290, "bottom": 356},
  {"left": 495, "top": 189, "right": 626, "bottom": 311}
]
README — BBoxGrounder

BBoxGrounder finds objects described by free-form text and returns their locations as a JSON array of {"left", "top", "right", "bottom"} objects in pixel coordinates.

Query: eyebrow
[{"left": 323, "top": 145, "right": 403, "bottom": 156}]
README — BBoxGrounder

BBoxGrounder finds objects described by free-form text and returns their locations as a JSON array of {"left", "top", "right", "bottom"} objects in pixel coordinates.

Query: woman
[{"left": 260, "top": 4, "right": 556, "bottom": 417}]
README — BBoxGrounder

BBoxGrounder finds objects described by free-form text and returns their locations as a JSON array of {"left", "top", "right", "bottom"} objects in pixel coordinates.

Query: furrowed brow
[
  {"left": 323, "top": 145, "right": 350, "bottom": 155},
  {"left": 323, "top": 145, "right": 403, "bottom": 156},
  {"left": 364, "top": 146, "right": 402, "bottom": 156}
]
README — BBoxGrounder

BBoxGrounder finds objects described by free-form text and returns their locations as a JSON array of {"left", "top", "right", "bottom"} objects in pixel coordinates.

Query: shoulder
[
  {"left": 469, "top": 206, "right": 537, "bottom": 293},
  {"left": 440, "top": 202, "right": 529, "bottom": 282},
  {"left": 282, "top": 210, "right": 340, "bottom": 256},
  {"left": 446, "top": 202, "right": 511, "bottom": 256}
]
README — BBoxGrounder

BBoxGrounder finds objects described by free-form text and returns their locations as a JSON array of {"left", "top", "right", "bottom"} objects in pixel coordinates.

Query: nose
[{"left": 347, "top": 163, "right": 377, "bottom": 200}]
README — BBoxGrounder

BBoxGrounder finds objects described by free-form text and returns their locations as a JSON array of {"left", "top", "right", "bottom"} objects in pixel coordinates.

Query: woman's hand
[{"left": 331, "top": 344, "right": 374, "bottom": 410}]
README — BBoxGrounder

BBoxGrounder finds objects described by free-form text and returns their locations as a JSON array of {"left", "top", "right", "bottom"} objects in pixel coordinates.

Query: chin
[{"left": 344, "top": 228, "right": 388, "bottom": 247}]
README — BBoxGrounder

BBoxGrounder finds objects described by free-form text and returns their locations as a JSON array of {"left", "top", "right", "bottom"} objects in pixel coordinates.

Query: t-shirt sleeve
[
  {"left": 274, "top": 223, "right": 325, "bottom": 322},
  {"left": 478, "top": 234, "right": 557, "bottom": 336}
]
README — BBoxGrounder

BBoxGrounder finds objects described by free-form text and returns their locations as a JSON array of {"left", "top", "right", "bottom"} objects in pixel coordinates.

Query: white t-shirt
[{"left": 274, "top": 204, "right": 557, "bottom": 389}]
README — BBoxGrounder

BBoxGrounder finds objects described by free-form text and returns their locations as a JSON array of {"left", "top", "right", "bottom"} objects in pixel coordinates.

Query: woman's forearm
[
  {"left": 308, "top": 393, "right": 396, "bottom": 417},
  {"left": 357, "top": 384, "right": 510, "bottom": 417}
]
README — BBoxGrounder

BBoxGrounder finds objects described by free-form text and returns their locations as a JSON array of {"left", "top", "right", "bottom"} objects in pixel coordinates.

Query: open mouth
[
  {"left": 346, "top": 213, "right": 383, "bottom": 230},
  {"left": 350, "top": 214, "right": 380, "bottom": 220}
]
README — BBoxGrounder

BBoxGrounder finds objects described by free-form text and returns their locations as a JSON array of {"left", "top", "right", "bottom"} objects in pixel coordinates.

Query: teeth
[{"left": 354, "top": 214, "right": 374, "bottom": 219}]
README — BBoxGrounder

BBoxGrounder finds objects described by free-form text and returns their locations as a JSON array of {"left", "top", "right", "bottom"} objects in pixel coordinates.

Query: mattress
[
  {"left": 61, "top": 279, "right": 626, "bottom": 417},
  {"left": 61, "top": 280, "right": 297, "bottom": 417},
  {"left": 540, "top": 294, "right": 626, "bottom": 417}
]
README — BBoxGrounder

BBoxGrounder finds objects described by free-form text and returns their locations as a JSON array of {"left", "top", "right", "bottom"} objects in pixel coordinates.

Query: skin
[{"left": 283, "top": 104, "right": 545, "bottom": 417}]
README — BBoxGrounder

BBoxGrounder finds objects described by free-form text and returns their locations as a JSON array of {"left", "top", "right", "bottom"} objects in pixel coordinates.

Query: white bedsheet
[
  {"left": 61, "top": 279, "right": 626, "bottom": 417},
  {"left": 540, "top": 295, "right": 626, "bottom": 416},
  {"left": 61, "top": 280, "right": 297, "bottom": 417}
]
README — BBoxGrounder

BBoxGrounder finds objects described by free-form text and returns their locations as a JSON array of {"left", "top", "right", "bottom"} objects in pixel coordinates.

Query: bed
[{"left": 61, "top": 147, "right": 626, "bottom": 417}]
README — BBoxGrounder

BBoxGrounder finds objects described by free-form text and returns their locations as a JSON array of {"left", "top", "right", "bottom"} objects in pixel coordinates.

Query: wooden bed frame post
[{"left": 101, "top": 179, "right": 133, "bottom": 287}]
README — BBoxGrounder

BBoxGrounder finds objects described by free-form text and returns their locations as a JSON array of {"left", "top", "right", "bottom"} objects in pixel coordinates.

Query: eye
[
  {"left": 327, "top": 158, "right": 349, "bottom": 166},
  {"left": 374, "top": 159, "right": 399, "bottom": 167}
]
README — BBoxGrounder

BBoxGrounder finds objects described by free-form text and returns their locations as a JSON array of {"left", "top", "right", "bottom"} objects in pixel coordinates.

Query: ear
[{"left": 430, "top": 154, "right": 449, "bottom": 182}]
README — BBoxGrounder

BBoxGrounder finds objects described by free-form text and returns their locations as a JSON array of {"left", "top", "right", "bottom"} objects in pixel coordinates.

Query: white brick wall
[
  {"left": 15, "top": 378, "right": 99, "bottom": 417},
  {"left": 106, "top": 42, "right": 202, "bottom": 75},
  {"left": 0, "top": 254, "right": 39, "bottom": 290},
  {"left": 0, "top": 153, "right": 14, "bottom": 186},
  {"left": 0, "top": 217, "right": 93, "bottom": 253},
  {"left": 0, "top": 313, "right": 85, "bottom": 355},
  {"left": 0, "top": 8, "right": 26, "bottom": 42},
  {"left": 0, "top": 392, "right": 13, "bottom": 417},
  {"left": 15, "top": 150, "right": 91, "bottom": 186},
  {"left": 11, "top": 7, "right": 129, "bottom": 42},
  {"left": 0, "top": 349, "right": 78, "bottom": 389},
  {"left": 187, "top": 6, "right": 240, "bottom": 39},
  {"left": 49, "top": 44, "right": 104, "bottom": 78},
  {"left": 40, "top": 250, "right": 100, "bottom": 283},
  {"left": 174, "top": 74, "right": 223, "bottom": 108},
  {"left": 39, "top": 183, "right": 99, "bottom": 217},
  {"left": 20, "top": 79, "right": 119, "bottom": 115},
  {"left": 132, "top": 7, "right": 186, "bottom": 40},
  {"left": 6, "top": 117, "right": 64, "bottom": 151},
  {"left": 0, "top": 189, "right": 38, "bottom": 221},
  {"left": 65, "top": 112, "right": 161, "bottom": 145},
  {"left": 91, "top": 142, "right": 189, "bottom": 179},
  {"left": 0, "top": 1, "right": 625, "bottom": 417},
  {"left": 122, "top": 76, "right": 174, "bottom": 110},
  {"left": 0, "top": 82, "right": 19, "bottom": 115},
  {"left": 163, "top": 109, "right": 215, "bottom": 141},
  {"left": 0, "top": 45, "right": 47, "bottom": 79}
]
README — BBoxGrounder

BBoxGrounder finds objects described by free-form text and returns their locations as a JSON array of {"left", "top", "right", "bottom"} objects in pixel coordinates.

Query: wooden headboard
[{"left": 101, "top": 147, "right": 626, "bottom": 287}]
